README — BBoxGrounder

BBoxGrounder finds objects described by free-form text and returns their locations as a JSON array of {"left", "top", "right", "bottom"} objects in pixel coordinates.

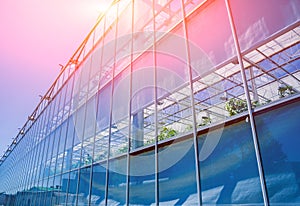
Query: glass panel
[
  {"left": 242, "top": 36, "right": 300, "bottom": 108},
  {"left": 154, "top": 0, "right": 182, "bottom": 37},
  {"left": 134, "top": 0, "right": 153, "bottom": 33},
  {"left": 188, "top": 0, "right": 234, "bottom": 126},
  {"left": 59, "top": 173, "right": 69, "bottom": 205},
  {"left": 156, "top": 22, "right": 193, "bottom": 142},
  {"left": 90, "top": 163, "right": 106, "bottom": 205},
  {"left": 129, "top": 150, "right": 155, "bottom": 205},
  {"left": 49, "top": 127, "right": 61, "bottom": 176},
  {"left": 23, "top": 136, "right": 34, "bottom": 191},
  {"left": 111, "top": 67, "right": 130, "bottom": 157},
  {"left": 94, "top": 82, "right": 112, "bottom": 162},
  {"left": 100, "top": 13, "right": 116, "bottom": 88},
  {"left": 94, "top": 18, "right": 105, "bottom": 47},
  {"left": 72, "top": 105, "right": 84, "bottom": 169},
  {"left": 158, "top": 138, "right": 197, "bottom": 205},
  {"left": 47, "top": 176, "right": 56, "bottom": 206},
  {"left": 184, "top": 0, "right": 206, "bottom": 15},
  {"left": 36, "top": 139, "right": 48, "bottom": 204},
  {"left": 52, "top": 174, "right": 63, "bottom": 205},
  {"left": 104, "top": 6, "right": 118, "bottom": 44},
  {"left": 56, "top": 84, "right": 68, "bottom": 125},
  {"left": 198, "top": 120, "right": 263, "bottom": 205},
  {"left": 230, "top": 0, "right": 300, "bottom": 52},
  {"left": 66, "top": 170, "right": 79, "bottom": 205},
  {"left": 44, "top": 113, "right": 58, "bottom": 179},
  {"left": 56, "top": 120, "right": 67, "bottom": 175},
  {"left": 187, "top": 0, "right": 234, "bottom": 68},
  {"left": 77, "top": 166, "right": 91, "bottom": 205},
  {"left": 107, "top": 157, "right": 127, "bottom": 205},
  {"left": 255, "top": 100, "right": 300, "bottom": 205},
  {"left": 30, "top": 139, "right": 43, "bottom": 194},
  {"left": 88, "top": 46, "right": 102, "bottom": 99},
  {"left": 81, "top": 96, "right": 97, "bottom": 167},
  {"left": 43, "top": 176, "right": 54, "bottom": 206},
  {"left": 64, "top": 74, "right": 75, "bottom": 107},
  {"left": 131, "top": 0, "right": 154, "bottom": 152},
  {"left": 133, "top": 0, "right": 154, "bottom": 54},
  {"left": 115, "top": 1, "right": 132, "bottom": 75},
  {"left": 29, "top": 119, "right": 43, "bottom": 189},
  {"left": 131, "top": 51, "right": 155, "bottom": 149},
  {"left": 63, "top": 116, "right": 76, "bottom": 172}
]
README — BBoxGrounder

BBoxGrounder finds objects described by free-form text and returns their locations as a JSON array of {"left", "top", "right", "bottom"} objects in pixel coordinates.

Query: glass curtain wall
[{"left": 0, "top": 0, "right": 299, "bottom": 205}]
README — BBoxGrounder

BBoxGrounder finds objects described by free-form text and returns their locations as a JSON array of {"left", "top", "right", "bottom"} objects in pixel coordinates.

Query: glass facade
[{"left": 0, "top": 0, "right": 299, "bottom": 205}]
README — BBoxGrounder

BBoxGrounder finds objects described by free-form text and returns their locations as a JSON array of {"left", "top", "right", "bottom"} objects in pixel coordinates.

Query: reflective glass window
[
  {"left": 94, "top": 82, "right": 112, "bottom": 162},
  {"left": 66, "top": 170, "right": 79, "bottom": 205},
  {"left": 198, "top": 120, "right": 263, "bottom": 205},
  {"left": 77, "top": 166, "right": 92, "bottom": 205},
  {"left": 256, "top": 101, "right": 300, "bottom": 204},
  {"left": 111, "top": 67, "right": 130, "bottom": 157},
  {"left": 158, "top": 138, "right": 197, "bottom": 205},
  {"left": 131, "top": 51, "right": 155, "bottom": 149},
  {"left": 230, "top": 0, "right": 300, "bottom": 52},
  {"left": 107, "top": 157, "right": 127, "bottom": 205},
  {"left": 129, "top": 150, "right": 155, "bottom": 205},
  {"left": 90, "top": 163, "right": 107, "bottom": 205}
]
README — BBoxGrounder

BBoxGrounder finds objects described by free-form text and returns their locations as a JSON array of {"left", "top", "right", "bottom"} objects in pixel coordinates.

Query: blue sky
[{"left": 0, "top": 0, "right": 105, "bottom": 157}]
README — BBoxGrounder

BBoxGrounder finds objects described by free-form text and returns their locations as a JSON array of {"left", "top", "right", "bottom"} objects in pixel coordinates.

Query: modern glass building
[{"left": 0, "top": 0, "right": 300, "bottom": 205}]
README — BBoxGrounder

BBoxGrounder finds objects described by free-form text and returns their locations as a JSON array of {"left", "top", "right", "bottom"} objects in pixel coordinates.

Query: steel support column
[
  {"left": 180, "top": 0, "right": 203, "bottom": 205},
  {"left": 225, "top": 0, "right": 269, "bottom": 205}
]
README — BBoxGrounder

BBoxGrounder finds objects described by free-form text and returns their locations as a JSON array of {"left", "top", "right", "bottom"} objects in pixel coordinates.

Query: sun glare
[
  {"left": 97, "top": 1, "right": 111, "bottom": 13},
  {"left": 81, "top": 0, "right": 113, "bottom": 20}
]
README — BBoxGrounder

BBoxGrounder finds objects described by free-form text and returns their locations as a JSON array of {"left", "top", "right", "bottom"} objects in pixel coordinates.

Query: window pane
[
  {"left": 156, "top": 23, "right": 193, "bottom": 142},
  {"left": 111, "top": 67, "right": 130, "bottom": 157},
  {"left": 94, "top": 82, "right": 112, "bottom": 162},
  {"left": 66, "top": 170, "right": 79, "bottom": 205},
  {"left": 77, "top": 166, "right": 91, "bottom": 205},
  {"left": 90, "top": 163, "right": 106, "bottom": 205},
  {"left": 131, "top": 51, "right": 155, "bottom": 149},
  {"left": 230, "top": 0, "right": 300, "bottom": 52},
  {"left": 198, "top": 120, "right": 263, "bottom": 204},
  {"left": 129, "top": 150, "right": 155, "bottom": 205},
  {"left": 158, "top": 138, "right": 197, "bottom": 205},
  {"left": 107, "top": 157, "right": 127, "bottom": 204},
  {"left": 256, "top": 100, "right": 300, "bottom": 204},
  {"left": 187, "top": 0, "right": 233, "bottom": 68}
]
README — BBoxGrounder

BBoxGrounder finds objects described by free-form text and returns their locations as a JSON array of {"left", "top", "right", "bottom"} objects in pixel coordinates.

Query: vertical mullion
[
  {"left": 40, "top": 99, "right": 55, "bottom": 206},
  {"left": 88, "top": 15, "right": 106, "bottom": 206},
  {"left": 64, "top": 72, "right": 78, "bottom": 205},
  {"left": 87, "top": 29, "right": 97, "bottom": 205},
  {"left": 25, "top": 119, "right": 40, "bottom": 194},
  {"left": 56, "top": 77, "right": 73, "bottom": 204},
  {"left": 49, "top": 84, "right": 65, "bottom": 206},
  {"left": 20, "top": 131, "right": 29, "bottom": 191},
  {"left": 104, "top": 3, "right": 120, "bottom": 205},
  {"left": 51, "top": 81, "right": 70, "bottom": 205},
  {"left": 29, "top": 115, "right": 44, "bottom": 206},
  {"left": 37, "top": 99, "right": 52, "bottom": 205},
  {"left": 31, "top": 112, "right": 45, "bottom": 187},
  {"left": 103, "top": 13, "right": 110, "bottom": 205},
  {"left": 180, "top": 0, "right": 203, "bottom": 204},
  {"left": 20, "top": 131, "right": 31, "bottom": 192},
  {"left": 75, "top": 26, "right": 97, "bottom": 206},
  {"left": 125, "top": 0, "right": 134, "bottom": 205},
  {"left": 152, "top": 1, "right": 159, "bottom": 205},
  {"left": 35, "top": 105, "right": 51, "bottom": 205},
  {"left": 43, "top": 93, "right": 60, "bottom": 206},
  {"left": 74, "top": 46, "right": 94, "bottom": 205},
  {"left": 224, "top": 0, "right": 269, "bottom": 205}
]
